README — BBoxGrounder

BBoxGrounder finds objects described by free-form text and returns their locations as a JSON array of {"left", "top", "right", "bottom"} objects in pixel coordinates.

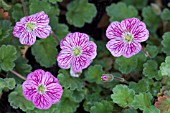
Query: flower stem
[
  {"left": 10, "top": 70, "right": 26, "bottom": 80},
  {"left": 51, "top": 31, "right": 60, "bottom": 43},
  {"left": 21, "top": 0, "right": 28, "bottom": 16},
  {"left": 114, "top": 76, "right": 129, "bottom": 84},
  {"left": 142, "top": 47, "right": 151, "bottom": 58}
]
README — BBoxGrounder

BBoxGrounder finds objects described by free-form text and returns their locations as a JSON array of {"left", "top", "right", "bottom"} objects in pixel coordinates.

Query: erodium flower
[
  {"left": 13, "top": 11, "right": 51, "bottom": 45},
  {"left": 106, "top": 18, "right": 149, "bottom": 58},
  {"left": 22, "top": 69, "right": 63, "bottom": 109},
  {"left": 57, "top": 32, "right": 97, "bottom": 77}
]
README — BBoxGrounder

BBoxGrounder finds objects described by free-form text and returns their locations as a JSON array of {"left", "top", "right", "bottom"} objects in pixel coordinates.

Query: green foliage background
[{"left": 1, "top": 0, "right": 170, "bottom": 113}]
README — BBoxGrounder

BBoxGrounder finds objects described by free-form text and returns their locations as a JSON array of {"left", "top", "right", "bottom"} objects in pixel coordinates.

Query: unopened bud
[{"left": 101, "top": 74, "right": 114, "bottom": 82}]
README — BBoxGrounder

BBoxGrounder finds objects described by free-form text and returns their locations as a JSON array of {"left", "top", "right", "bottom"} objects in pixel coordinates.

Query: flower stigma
[
  {"left": 37, "top": 84, "right": 46, "bottom": 94},
  {"left": 26, "top": 22, "right": 36, "bottom": 31}
]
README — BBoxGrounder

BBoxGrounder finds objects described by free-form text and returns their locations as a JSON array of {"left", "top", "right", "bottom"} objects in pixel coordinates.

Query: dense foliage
[{"left": 1, "top": 0, "right": 170, "bottom": 113}]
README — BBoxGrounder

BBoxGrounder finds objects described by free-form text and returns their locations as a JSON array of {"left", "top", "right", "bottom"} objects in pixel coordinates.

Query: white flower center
[
  {"left": 37, "top": 84, "right": 46, "bottom": 94},
  {"left": 72, "top": 47, "right": 82, "bottom": 56},
  {"left": 123, "top": 32, "right": 134, "bottom": 43},
  {"left": 25, "top": 22, "right": 36, "bottom": 31}
]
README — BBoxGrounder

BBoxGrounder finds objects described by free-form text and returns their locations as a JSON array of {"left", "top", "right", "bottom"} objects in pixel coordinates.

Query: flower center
[
  {"left": 123, "top": 32, "right": 134, "bottom": 43},
  {"left": 37, "top": 84, "right": 46, "bottom": 94},
  {"left": 72, "top": 47, "right": 81, "bottom": 56},
  {"left": 25, "top": 22, "right": 36, "bottom": 31}
]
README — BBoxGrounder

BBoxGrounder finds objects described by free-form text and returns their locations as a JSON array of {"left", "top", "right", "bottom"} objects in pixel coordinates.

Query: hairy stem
[
  {"left": 10, "top": 70, "right": 26, "bottom": 80},
  {"left": 51, "top": 31, "right": 60, "bottom": 43},
  {"left": 21, "top": 0, "right": 28, "bottom": 16}
]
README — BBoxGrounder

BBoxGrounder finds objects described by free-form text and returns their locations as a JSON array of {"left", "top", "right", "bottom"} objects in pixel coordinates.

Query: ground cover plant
[{"left": 1, "top": 0, "right": 170, "bottom": 113}]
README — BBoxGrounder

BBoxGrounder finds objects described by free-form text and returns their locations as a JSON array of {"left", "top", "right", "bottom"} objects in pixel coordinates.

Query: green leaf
[
  {"left": 0, "top": 78, "right": 16, "bottom": 96},
  {"left": 48, "top": 0, "right": 63, "bottom": 4},
  {"left": 0, "top": 45, "right": 17, "bottom": 71},
  {"left": 143, "top": 60, "right": 161, "bottom": 80},
  {"left": 131, "top": 92, "right": 152, "bottom": 110},
  {"left": 143, "top": 106, "right": 160, "bottom": 113},
  {"left": 142, "top": 6, "right": 161, "bottom": 31},
  {"left": 31, "top": 35, "right": 58, "bottom": 68},
  {"left": 161, "top": 8, "right": 170, "bottom": 20},
  {"left": 90, "top": 100, "right": 113, "bottom": 113},
  {"left": 29, "top": 0, "right": 51, "bottom": 15},
  {"left": 129, "top": 79, "right": 150, "bottom": 93},
  {"left": 123, "top": 109, "right": 138, "bottom": 113},
  {"left": 145, "top": 45, "right": 159, "bottom": 58},
  {"left": 7, "top": 57, "right": 32, "bottom": 84},
  {"left": 85, "top": 65, "right": 104, "bottom": 84},
  {"left": 55, "top": 89, "right": 79, "bottom": 113},
  {"left": 71, "top": 89, "right": 85, "bottom": 103},
  {"left": 66, "top": 0, "right": 97, "bottom": 27},
  {"left": 8, "top": 85, "right": 35, "bottom": 112},
  {"left": 122, "top": 0, "right": 147, "bottom": 9},
  {"left": 26, "top": 104, "right": 58, "bottom": 113},
  {"left": 11, "top": 3, "right": 24, "bottom": 22},
  {"left": 0, "top": 20, "right": 12, "bottom": 44},
  {"left": 93, "top": 57, "right": 113, "bottom": 71},
  {"left": 114, "top": 56, "right": 137, "bottom": 74},
  {"left": 135, "top": 51, "right": 147, "bottom": 71},
  {"left": 111, "top": 85, "right": 135, "bottom": 108},
  {"left": 83, "top": 93, "right": 103, "bottom": 112},
  {"left": 95, "top": 41, "right": 110, "bottom": 58},
  {"left": 106, "top": 2, "right": 138, "bottom": 22},
  {"left": 160, "top": 56, "right": 170, "bottom": 76},
  {"left": 162, "top": 32, "right": 170, "bottom": 55},
  {"left": 58, "top": 69, "right": 84, "bottom": 90},
  {"left": 53, "top": 23, "right": 69, "bottom": 40}
]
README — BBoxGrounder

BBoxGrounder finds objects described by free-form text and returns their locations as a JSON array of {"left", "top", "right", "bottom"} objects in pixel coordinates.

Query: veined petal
[
  {"left": 106, "top": 39, "right": 125, "bottom": 57},
  {"left": 19, "top": 32, "right": 36, "bottom": 45},
  {"left": 60, "top": 33, "right": 75, "bottom": 49},
  {"left": 123, "top": 41, "right": 142, "bottom": 58},
  {"left": 33, "top": 93, "right": 52, "bottom": 109},
  {"left": 27, "top": 69, "right": 45, "bottom": 85},
  {"left": 82, "top": 41, "right": 97, "bottom": 59},
  {"left": 22, "top": 81, "right": 37, "bottom": 100},
  {"left": 46, "top": 83, "right": 63, "bottom": 104},
  {"left": 106, "top": 21, "right": 123, "bottom": 39},
  {"left": 13, "top": 22, "right": 26, "bottom": 39},
  {"left": 121, "top": 18, "right": 140, "bottom": 32},
  {"left": 132, "top": 22, "right": 149, "bottom": 42},
  {"left": 57, "top": 50, "right": 73, "bottom": 69},
  {"left": 34, "top": 25, "right": 51, "bottom": 38},
  {"left": 28, "top": 11, "right": 50, "bottom": 26},
  {"left": 71, "top": 32, "right": 90, "bottom": 46},
  {"left": 72, "top": 55, "right": 91, "bottom": 72},
  {"left": 42, "top": 72, "right": 59, "bottom": 86}
]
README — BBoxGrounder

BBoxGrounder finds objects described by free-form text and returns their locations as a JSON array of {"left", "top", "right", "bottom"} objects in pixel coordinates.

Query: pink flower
[
  {"left": 13, "top": 11, "right": 51, "bottom": 45},
  {"left": 106, "top": 18, "right": 149, "bottom": 58},
  {"left": 57, "top": 32, "right": 97, "bottom": 74},
  {"left": 22, "top": 69, "right": 63, "bottom": 109}
]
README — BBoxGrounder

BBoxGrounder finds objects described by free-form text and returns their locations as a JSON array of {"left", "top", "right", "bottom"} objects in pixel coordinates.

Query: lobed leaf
[
  {"left": 90, "top": 100, "right": 113, "bottom": 113},
  {"left": 114, "top": 55, "right": 138, "bottom": 74},
  {"left": 66, "top": 0, "right": 97, "bottom": 27},
  {"left": 7, "top": 57, "right": 32, "bottom": 84},
  {"left": 111, "top": 85, "right": 135, "bottom": 108},
  {"left": 58, "top": 69, "right": 84, "bottom": 90},
  {"left": 106, "top": 2, "right": 138, "bottom": 22},
  {"left": 8, "top": 85, "right": 35, "bottom": 112},
  {"left": 85, "top": 65, "right": 104, "bottom": 84},
  {"left": 143, "top": 60, "right": 161, "bottom": 80},
  {"left": 0, "top": 45, "right": 17, "bottom": 71},
  {"left": 160, "top": 56, "right": 170, "bottom": 76},
  {"left": 162, "top": 32, "right": 170, "bottom": 56},
  {"left": 31, "top": 35, "right": 58, "bottom": 68},
  {"left": 145, "top": 45, "right": 159, "bottom": 58},
  {"left": 131, "top": 92, "right": 153, "bottom": 110}
]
